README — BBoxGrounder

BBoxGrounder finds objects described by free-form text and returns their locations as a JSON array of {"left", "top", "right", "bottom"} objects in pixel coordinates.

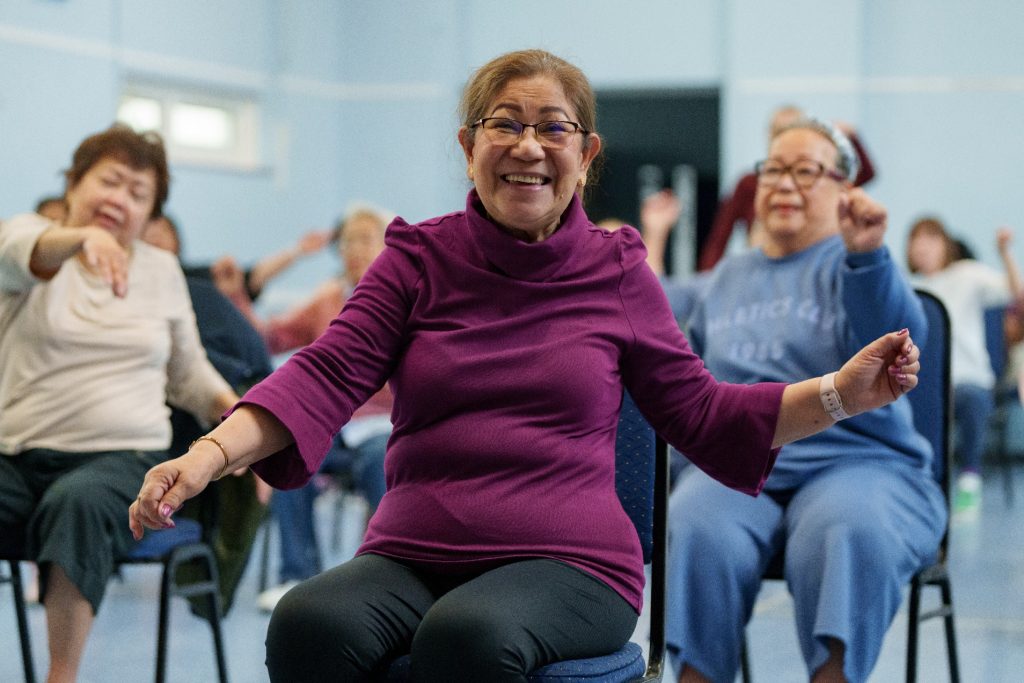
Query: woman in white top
[
  {"left": 907, "top": 217, "right": 1020, "bottom": 515},
  {"left": 0, "top": 124, "right": 237, "bottom": 683}
]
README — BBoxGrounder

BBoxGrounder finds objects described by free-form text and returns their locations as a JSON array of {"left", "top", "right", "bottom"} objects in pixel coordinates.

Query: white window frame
[{"left": 118, "top": 82, "right": 262, "bottom": 171}]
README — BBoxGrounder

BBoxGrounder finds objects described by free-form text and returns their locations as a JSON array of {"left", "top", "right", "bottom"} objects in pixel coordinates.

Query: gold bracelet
[{"left": 190, "top": 435, "right": 231, "bottom": 480}]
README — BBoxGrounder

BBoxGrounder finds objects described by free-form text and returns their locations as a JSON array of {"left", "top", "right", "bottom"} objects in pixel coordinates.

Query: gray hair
[
  {"left": 332, "top": 201, "right": 395, "bottom": 241},
  {"left": 774, "top": 116, "right": 859, "bottom": 183}
]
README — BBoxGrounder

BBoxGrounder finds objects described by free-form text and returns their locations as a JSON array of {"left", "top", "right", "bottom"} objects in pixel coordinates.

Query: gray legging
[{"left": 265, "top": 553, "right": 638, "bottom": 682}]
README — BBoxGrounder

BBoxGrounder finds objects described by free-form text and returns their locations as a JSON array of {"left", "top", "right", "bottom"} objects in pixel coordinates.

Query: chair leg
[
  {"left": 156, "top": 557, "right": 173, "bottom": 683},
  {"left": 905, "top": 580, "right": 922, "bottom": 683},
  {"left": 939, "top": 578, "right": 961, "bottom": 683},
  {"left": 740, "top": 635, "right": 752, "bottom": 683},
  {"left": 331, "top": 487, "right": 346, "bottom": 554},
  {"left": 156, "top": 545, "right": 230, "bottom": 683},
  {"left": 995, "top": 405, "right": 1016, "bottom": 507},
  {"left": 258, "top": 518, "right": 272, "bottom": 594},
  {"left": 188, "top": 546, "right": 229, "bottom": 683},
  {"left": 1003, "top": 454, "right": 1015, "bottom": 507},
  {"left": 7, "top": 561, "right": 37, "bottom": 683},
  {"left": 204, "top": 572, "right": 229, "bottom": 682}
]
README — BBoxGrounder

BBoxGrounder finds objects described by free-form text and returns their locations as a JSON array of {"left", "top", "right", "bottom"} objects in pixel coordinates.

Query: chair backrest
[
  {"left": 984, "top": 304, "right": 1007, "bottom": 381},
  {"left": 909, "top": 290, "right": 953, "bottom": 552},
  {"left": 615, "top": 391, "right": 659, "bottom": 563},
  {"left": 614, "top": 390, "right": 668, "bottom": 680},
  {"left": 909, "top": 290, "right": 952, "bottom": 488}
]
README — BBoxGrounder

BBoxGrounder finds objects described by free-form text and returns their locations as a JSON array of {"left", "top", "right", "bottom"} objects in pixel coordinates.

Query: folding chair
[
  {"left": 740, "top": 290, "right": 960, "bottom": 683},
  {"left": 387, "top": 391, "right": 669, "bottom": 682},
  {"left": 1, "top": 487, "right": 229, "bottom": 683}
]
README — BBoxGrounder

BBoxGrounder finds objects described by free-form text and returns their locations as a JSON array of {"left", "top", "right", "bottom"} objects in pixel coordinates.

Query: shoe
[
  {"left": 953, "top": 472, "right": 982, "bottom": 520},
  {"left": 257, "top": 580, "right": 301, "bottom": 613},
  {"left": 24, "top": 567, "right": 39, "bottom": 604}
]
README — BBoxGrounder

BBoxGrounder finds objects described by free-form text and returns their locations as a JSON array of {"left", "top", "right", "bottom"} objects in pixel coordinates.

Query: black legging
[{"left": 265, "top": 553, "right": 638, "bottom": 682}]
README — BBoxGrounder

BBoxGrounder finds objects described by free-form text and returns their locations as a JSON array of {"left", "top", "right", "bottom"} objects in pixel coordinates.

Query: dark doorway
[{"left": 588, "top": 88, "right": 720, "bottom": 277}]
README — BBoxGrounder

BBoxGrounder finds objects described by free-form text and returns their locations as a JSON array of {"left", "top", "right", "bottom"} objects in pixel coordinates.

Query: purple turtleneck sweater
[{"left": 242, "top": 191, "right": 785, "bottom": 611}]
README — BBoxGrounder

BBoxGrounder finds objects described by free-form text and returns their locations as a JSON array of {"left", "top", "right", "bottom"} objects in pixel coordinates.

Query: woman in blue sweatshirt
[{"left": 667, "top": 118, "right": 946, "bottom": 683}]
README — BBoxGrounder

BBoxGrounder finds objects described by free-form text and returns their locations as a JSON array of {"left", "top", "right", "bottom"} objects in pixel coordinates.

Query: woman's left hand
[
  {"left": 835, "top": 328, "right": 919, "bottom": 416},
  {"left": 128, "top": 449, "right": 223, "bottom": 540}
]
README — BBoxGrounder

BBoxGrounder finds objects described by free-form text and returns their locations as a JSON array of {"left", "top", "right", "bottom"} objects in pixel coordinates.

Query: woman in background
[
  {"left": 0, "top": 124, "right": 237, "bottom": 683},
  {"left": 215, "top": 205, "right": 394, "bottom": 612},
  {"left": 908, "top": 218, "right": 1020, "bottom": 516}
]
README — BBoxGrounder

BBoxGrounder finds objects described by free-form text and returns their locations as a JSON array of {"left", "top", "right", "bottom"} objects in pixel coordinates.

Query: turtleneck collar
[{"left": 464, "top": 189, "right": 588, "bottom": 282}]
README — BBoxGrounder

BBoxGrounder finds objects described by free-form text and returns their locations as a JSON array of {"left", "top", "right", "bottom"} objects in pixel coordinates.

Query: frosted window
[
  {"left": 169, "top": 103, "right": 234, "bottom": 149},
  {"left": 117, "top": 96, "right": 162, "bottom": 132}
]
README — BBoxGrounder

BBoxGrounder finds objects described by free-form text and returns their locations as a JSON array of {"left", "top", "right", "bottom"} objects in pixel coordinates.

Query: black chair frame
[{"left": 2, "top": 485, "right": 228, "bottom": 683}]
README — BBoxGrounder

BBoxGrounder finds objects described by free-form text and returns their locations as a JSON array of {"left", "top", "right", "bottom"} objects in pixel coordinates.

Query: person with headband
[{"left": 666, "top": 117, "right": 945, "bottom": 683}]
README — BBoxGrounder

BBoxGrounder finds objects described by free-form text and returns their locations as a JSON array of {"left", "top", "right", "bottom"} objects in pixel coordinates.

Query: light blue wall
[{"left": 1, "top": 0, "right": 1021, "bottom": 297}]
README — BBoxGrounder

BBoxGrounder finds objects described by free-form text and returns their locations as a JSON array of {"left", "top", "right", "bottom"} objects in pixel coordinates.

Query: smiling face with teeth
[{"left": 458, "top": 75, "right": 601, "bottom": 242}]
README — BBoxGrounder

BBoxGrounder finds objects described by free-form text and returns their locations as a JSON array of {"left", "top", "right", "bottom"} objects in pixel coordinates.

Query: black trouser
[
  {"left": 265, "top": 553, "right": 638, "bottom": 682},
  {"left": 0, "top": 448, "right": 166, "bottom": 612}
]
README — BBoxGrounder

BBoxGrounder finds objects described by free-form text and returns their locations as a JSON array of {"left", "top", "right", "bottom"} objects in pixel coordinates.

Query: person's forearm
[
  {"left": 29, "top": 226, "right": 91, "bottom": 278},
  {"left": 247, "top": 248, "right": 300, "bottom": 294},
  {"left": 772, "top": 377, "right": 837, "bottom": 448},
  {"left": 1001, "top": 248, "right": 1024, "bottom": 298},
  {"left": 208, "top": 390, "right": 241, "bottom": 424},
  {"left": 188, "top": 404, "right": 293, "bottom": 479},
  {"left": 643, "top": 230, "right": 669, "bottom": 277}
]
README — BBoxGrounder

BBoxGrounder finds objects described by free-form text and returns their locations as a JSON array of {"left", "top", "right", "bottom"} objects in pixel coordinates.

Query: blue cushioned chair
[
  {"left": 387, "top": 391, "right": 669, "bottom": 682},
  {"left": 741, "top": 290, "right": 960, "bottom": 683},
  {"left": 1, "top": 487, "right": 228, "bottom": 683}
]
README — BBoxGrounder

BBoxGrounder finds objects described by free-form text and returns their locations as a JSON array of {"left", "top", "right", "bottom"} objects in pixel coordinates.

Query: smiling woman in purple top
[{"left": 130, "top": 50, "right": 921, "bottom": 683}]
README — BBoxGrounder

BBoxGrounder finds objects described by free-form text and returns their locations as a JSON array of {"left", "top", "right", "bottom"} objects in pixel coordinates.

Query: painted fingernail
[
  {"left": 898, "top": 373, "right": 908, "bottom": 382},
  {"left": 898, "top": 328, "right": 909, "bottom": 336},
  {"left": 160, "top": 504, "right": 172, "bottom": 517}
]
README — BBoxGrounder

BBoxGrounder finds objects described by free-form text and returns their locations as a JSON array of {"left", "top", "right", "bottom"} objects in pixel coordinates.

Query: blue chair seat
[
  {"left": 527, "top": 643, "right": 645, "bottom": 681},
  {"left": 387, "top": 642, "right": 644, "bottom": 682},
  {"left": 126, "top": 518, "right": 203, "bottom": 561}
]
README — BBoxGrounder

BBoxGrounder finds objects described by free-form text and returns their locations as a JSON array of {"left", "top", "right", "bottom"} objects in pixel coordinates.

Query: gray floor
[{"left": 2, "top": 469, "right": 1023, "bottom": 683}]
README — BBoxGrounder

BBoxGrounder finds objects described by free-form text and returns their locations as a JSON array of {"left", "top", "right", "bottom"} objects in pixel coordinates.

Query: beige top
[{"left": 0, "top": 213, "right": 231, "bottom": 454}]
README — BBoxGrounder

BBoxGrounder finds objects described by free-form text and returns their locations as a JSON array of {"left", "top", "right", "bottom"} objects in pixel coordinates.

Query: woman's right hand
[
  {"left": 128, "top": 447, "right": 224, "bottom": 540},
  {"left": 80, "top": 227, "right": 130, "bottom": 297}
]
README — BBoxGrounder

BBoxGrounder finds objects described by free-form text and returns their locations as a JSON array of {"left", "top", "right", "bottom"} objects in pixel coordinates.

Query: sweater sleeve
[
  {"left": 616, "top": 228, "right": 785, "bottom": 495},
  {"left": 0, "top": 214, "right": 51, "bottom": 292},
  {"left": 841, "top": 246, "right": 927, "bottom": 351},
  {"left": 243, "top": 219, "right": 419, "bottom": 489}
]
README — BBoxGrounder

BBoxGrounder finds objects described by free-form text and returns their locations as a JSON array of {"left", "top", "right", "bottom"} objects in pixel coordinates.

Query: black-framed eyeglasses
[
  {"left": 470, "top": 117, "right": 588, "bottom": 150},
  {"left": 754, "top": 160, "right": 846, "bottom": 189}
]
